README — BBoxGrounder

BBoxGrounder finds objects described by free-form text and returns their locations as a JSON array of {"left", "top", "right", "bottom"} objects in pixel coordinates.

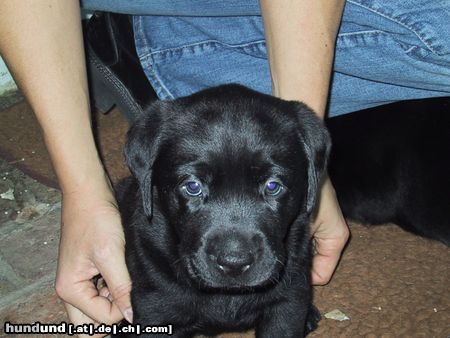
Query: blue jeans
[{"left": 82, "top": 0, "right": 450, "bottom": 117}]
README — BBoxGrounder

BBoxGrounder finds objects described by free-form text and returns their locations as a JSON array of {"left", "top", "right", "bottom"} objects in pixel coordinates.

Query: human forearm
[
  {"left": 0, "top": 0, "right": 108, "bottom": 195},
  {"left": 0, "top": 1, "right": 132, "bottom": 325},
  {"left": 260, "top": 0, "right": 345, "bottom": 118}
]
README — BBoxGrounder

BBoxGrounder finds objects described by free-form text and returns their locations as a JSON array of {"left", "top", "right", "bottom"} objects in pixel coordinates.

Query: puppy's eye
[
  {"left": 184, "top": 181, "right": 203, "bottom": 197},
  {"left": 264, "top": 181, "right": 283, "bottom": 196}
]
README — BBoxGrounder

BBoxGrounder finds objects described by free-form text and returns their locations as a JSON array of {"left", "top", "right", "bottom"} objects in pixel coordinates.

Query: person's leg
[
  {"left": 133, "top": 15, "right": 270, "bottom": 100},
  {"left": 329, "top": 0, "right": 450, "bottom": 116},
  {"left": 80, "top": 0, "right": 260, "bottom": 16},
  {"left": 80, "top": 0, "right": 264, "bottom": 121},
  {"left": 132, "top": 0, "right": 450, "bottom": 117}
]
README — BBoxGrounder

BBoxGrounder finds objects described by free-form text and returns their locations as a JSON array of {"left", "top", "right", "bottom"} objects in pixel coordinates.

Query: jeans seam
[
  {"left": 338, "top": 29, "right": 384, "bottom": 37},
  {"left": 347, "top": 0, "right": 439, "bottom": 55},
  {"left": 146, "top": 54, "right": 175, "bottom": 99},
  {"left": 134, "top": 16, "right": 174, "bottom": 99},
  {"left": 141, "top": 39, "right": 266, "bottom": 59}
]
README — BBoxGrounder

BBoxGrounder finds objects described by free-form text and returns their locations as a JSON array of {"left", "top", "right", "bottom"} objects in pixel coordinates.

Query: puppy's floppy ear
[
  {"left": 124, "top": 101, "right": 170, "bottom": 217},
  {"left": 293, "top": 102, "right": 331, "bottom": 214}
]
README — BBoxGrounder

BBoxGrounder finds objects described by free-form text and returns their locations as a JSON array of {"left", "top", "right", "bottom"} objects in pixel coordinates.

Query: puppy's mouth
[{"left": 185, "top": 254, "right": 283, "bottom": 292}]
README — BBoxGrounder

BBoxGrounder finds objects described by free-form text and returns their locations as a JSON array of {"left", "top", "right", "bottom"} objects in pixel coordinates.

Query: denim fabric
[
  {"left": 81, "top": 0, "right": 260, "bottom": 16},
  {"left": 83, "top": 0, "right": 450, "bottom": 117},
  {"left": 329, "top": 0, "right": 450, "bottom": 115}
]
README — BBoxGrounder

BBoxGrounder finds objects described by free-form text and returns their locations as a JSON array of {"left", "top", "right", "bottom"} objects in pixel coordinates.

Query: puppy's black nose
[
  {"left": 206, "top": 233, "right": 258, "bottom": 276},
  {"left": 216, "top": 251, "right": 254, "bottom": 276}
]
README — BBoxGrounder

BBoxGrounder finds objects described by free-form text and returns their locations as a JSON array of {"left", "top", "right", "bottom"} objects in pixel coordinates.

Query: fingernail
[{"left": 124, "top": 307, "right": 133, "bottom": 323}]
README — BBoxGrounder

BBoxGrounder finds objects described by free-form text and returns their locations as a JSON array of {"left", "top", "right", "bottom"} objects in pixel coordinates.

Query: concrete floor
[{"left": 0, "top": 159, "right": 67, "bottom": 335}]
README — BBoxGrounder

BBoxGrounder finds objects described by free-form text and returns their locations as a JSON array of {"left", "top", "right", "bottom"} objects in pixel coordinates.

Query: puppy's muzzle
[
  {"left": 209, "top": 236, "right": 255, "bottom": 276},
  {"left": 188, "top": 229, "right": 279, "bottom": 289}
]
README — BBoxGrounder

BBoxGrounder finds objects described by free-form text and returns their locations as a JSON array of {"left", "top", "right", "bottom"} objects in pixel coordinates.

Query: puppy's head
[{"left": 125, "top": 85, "right": 330, "bottom": 290}]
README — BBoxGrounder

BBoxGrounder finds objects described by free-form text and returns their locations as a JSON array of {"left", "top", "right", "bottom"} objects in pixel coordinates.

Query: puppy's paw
[{"left": 305, "top": 305, "right": 321, "bottom": 335}]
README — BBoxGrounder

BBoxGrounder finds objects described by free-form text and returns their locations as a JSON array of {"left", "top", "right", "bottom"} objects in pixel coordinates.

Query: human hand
[
  {"left": 310, "top": 175, "right": 350, "bottom": 285},
  {"left": 55, "top": 184, "right": 132, "bottom": 336}
]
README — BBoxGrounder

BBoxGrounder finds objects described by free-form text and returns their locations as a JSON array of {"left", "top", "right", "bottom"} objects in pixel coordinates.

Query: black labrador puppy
[{"left": 116, "top": 85, "right": 330, "bottom": 337}]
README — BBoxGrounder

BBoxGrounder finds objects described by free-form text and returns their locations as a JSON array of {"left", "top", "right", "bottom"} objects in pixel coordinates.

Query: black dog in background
[
  {"left": 327, "top": 97, "right": 450, "bottom": 246},
  {"left": 116, "top": 85, "right": 329, "bottom": 337}
]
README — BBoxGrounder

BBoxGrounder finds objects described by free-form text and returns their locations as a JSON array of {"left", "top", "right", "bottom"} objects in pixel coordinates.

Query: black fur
[
  {"left": 327, "top": 97, "right": 450, "bottom": 246},
  {"left": 115, "top": 85, "right": 330, "bottom": 337}
]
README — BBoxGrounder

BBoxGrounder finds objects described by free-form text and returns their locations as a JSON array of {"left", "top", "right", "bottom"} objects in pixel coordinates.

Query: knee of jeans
[{"left": 343, "top": 0, "right": 450, "bottom": 57}]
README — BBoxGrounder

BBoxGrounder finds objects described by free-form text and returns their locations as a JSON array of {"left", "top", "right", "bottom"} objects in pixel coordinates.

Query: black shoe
[{"left": 84, "top": 12, "right": 157, "bottom": 122}]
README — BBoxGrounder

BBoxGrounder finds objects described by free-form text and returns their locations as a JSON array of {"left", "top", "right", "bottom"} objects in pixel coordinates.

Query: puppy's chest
[
  {"left": 156, "top": 289, "right": 263, "bottom": 328},
  {"left": 190, "top": 295, "right": 262, "bottom": 332}
]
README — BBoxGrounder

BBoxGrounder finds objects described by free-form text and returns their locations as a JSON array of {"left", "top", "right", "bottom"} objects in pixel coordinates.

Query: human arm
[
  {"left": 260, "top": 0, "right": 345, "bottom": 117},
  {"left": 260, "top": 0, "right": 349, "bottom": 284},
  {"left": 0, "top": 0, "right": 132, "bottom": 329}
]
